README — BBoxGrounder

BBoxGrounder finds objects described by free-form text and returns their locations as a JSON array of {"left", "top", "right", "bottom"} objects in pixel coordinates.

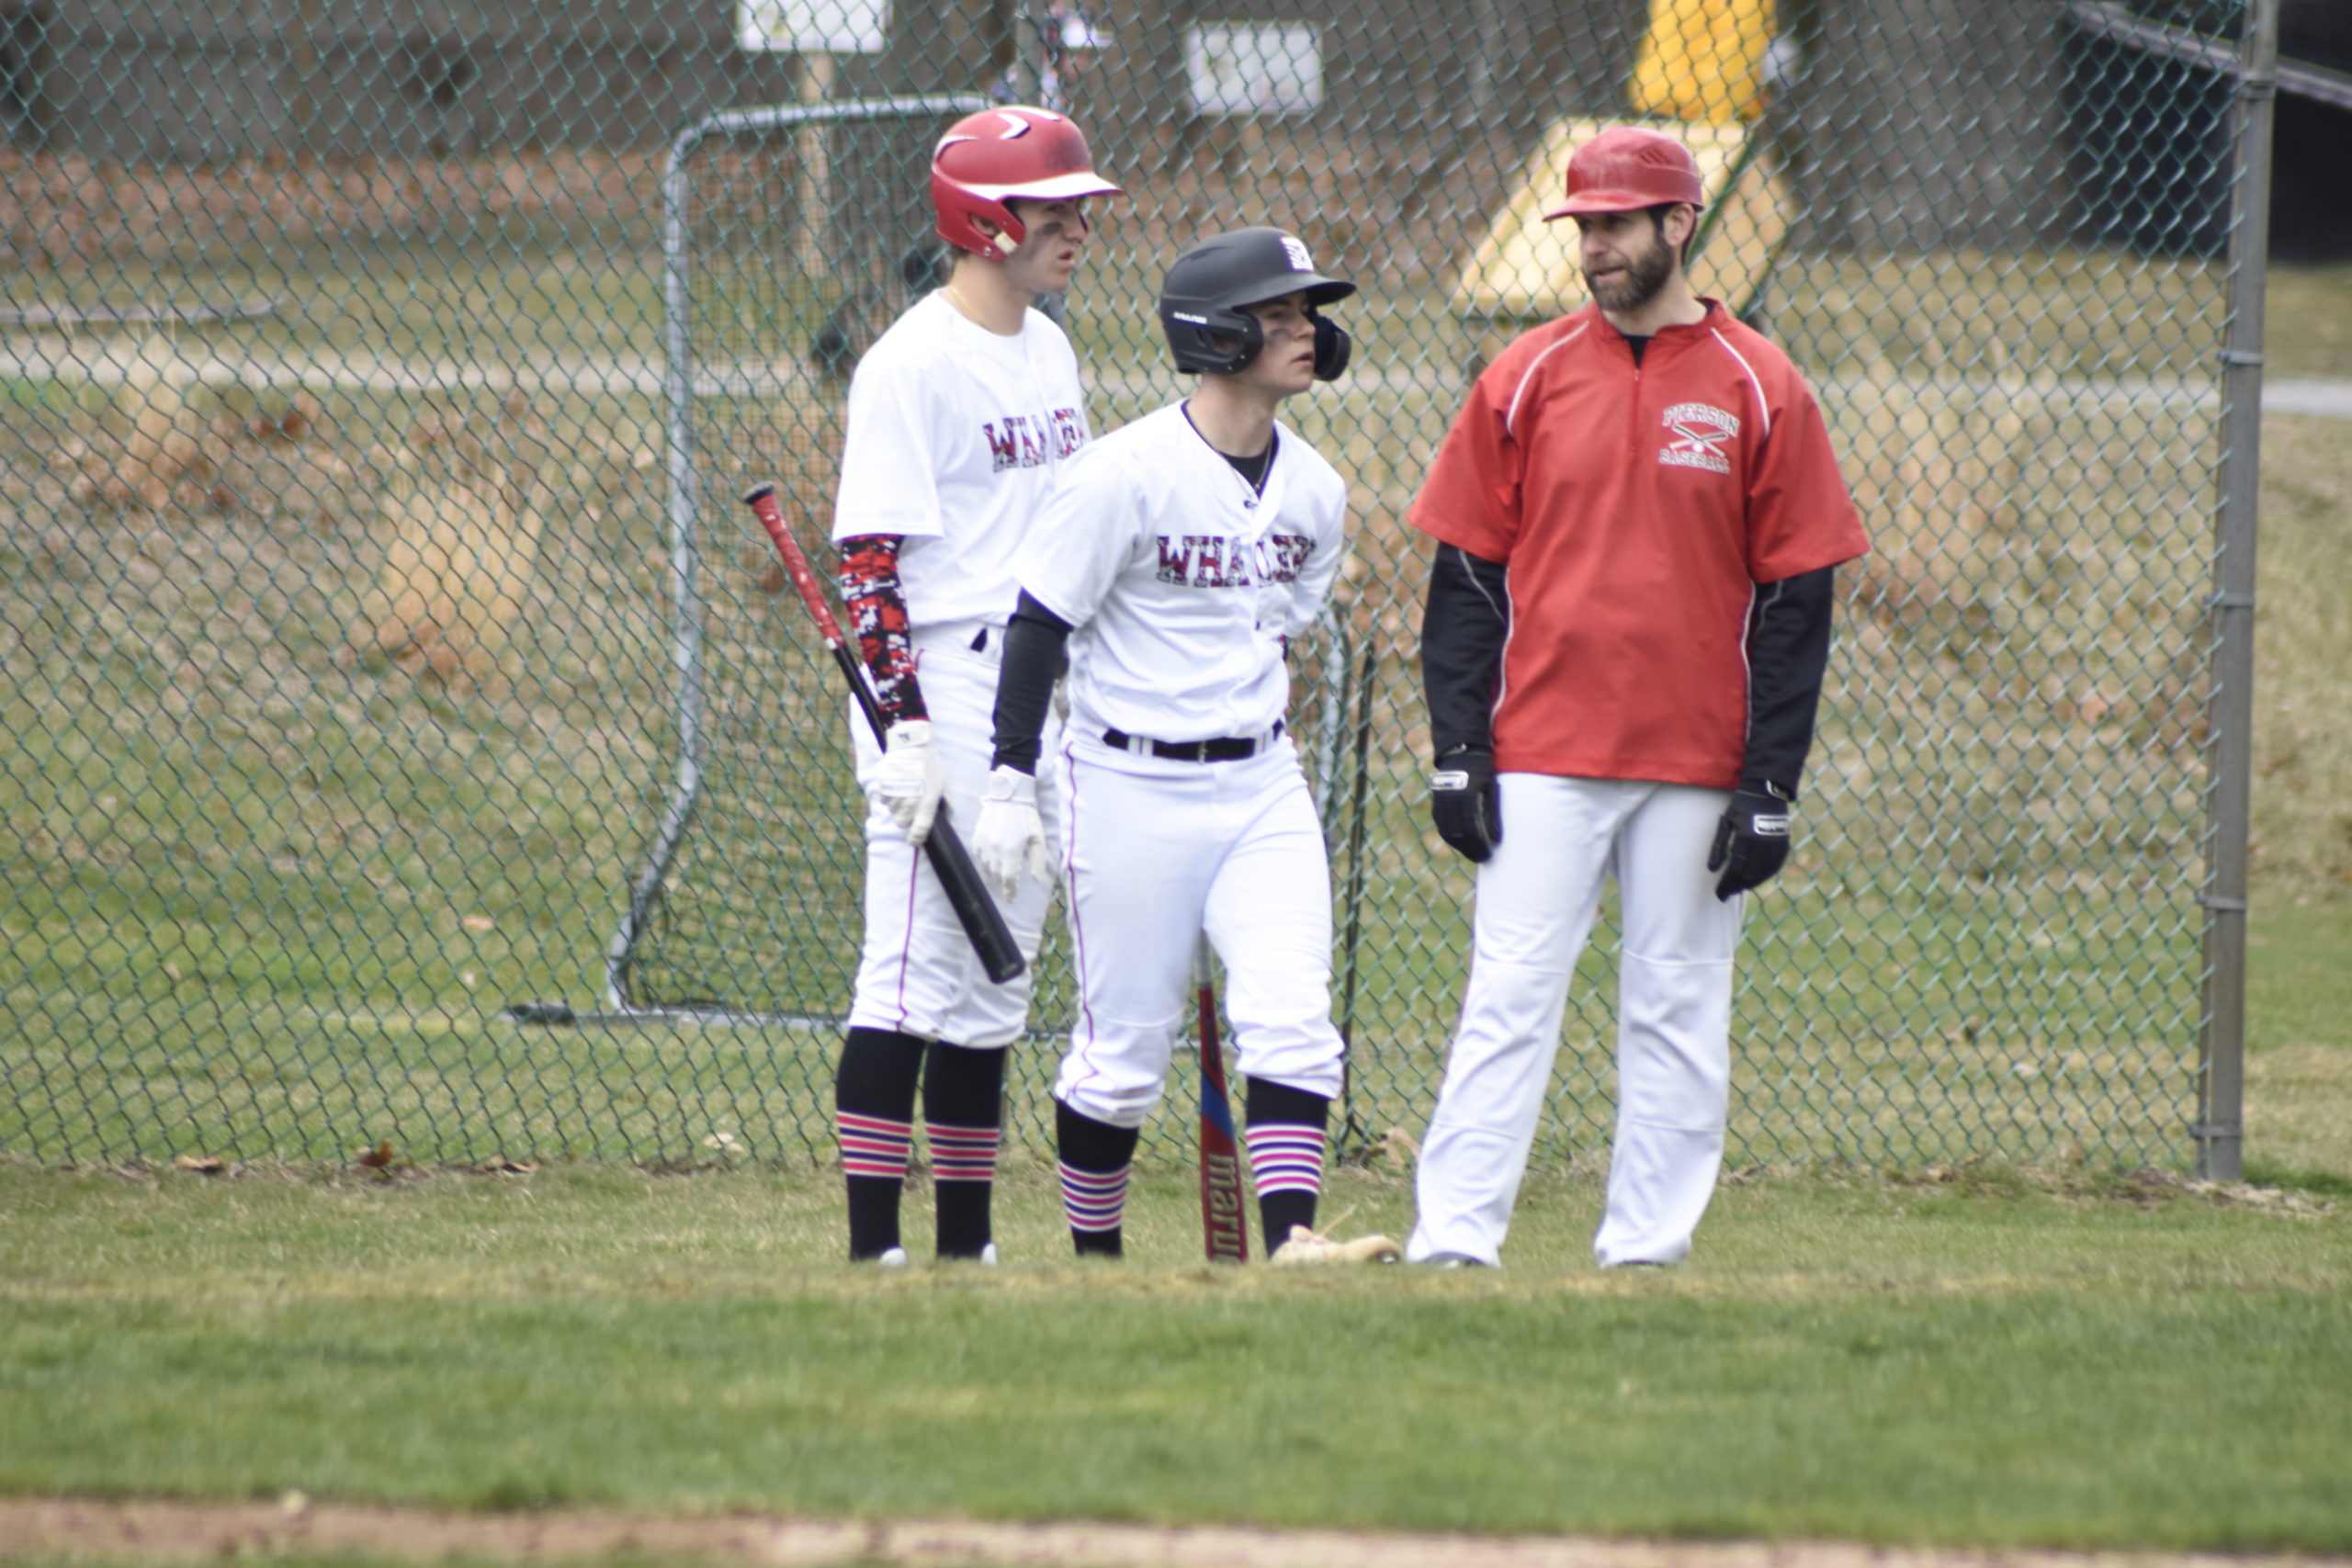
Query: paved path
[
  {"left": 2263, "top": 378, "right": 2352, "bottom": 418},
  {"left": 9, "top": 333, "right": 2352, "bottom": 417},
  {"left": 4, "top": 1498, "right": 2345, "bottom": 1568}
]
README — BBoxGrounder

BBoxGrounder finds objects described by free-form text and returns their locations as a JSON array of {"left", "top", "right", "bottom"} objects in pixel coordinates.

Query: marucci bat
[
  {"left": 742, "top": 482, "right": 1025, "bottom": 987},
  {"left": 1193, "top": 937, "right": 1249, "bottom": 1263}
]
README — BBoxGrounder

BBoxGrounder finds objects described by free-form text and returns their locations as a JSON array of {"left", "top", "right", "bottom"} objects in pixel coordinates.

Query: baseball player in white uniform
[
  {"left": 973, "top": 227, "right": 1398, "bottom": 1265},
  {"left": 825, "top": 106, "right": 1120, "bottom": 1265},
  {"left": 1404, "top": 128, "right": 1868, "bottom": 1269}
]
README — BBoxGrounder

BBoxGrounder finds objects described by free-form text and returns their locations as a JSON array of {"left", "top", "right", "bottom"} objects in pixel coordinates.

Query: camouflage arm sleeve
[{"left": 837, "top": 534, "right": 926, "bottom": 726}]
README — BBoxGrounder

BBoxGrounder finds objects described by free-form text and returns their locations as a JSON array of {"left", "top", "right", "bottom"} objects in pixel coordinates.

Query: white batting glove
[
  {"left": 874, "top": 719, "right": 947, "bottom": 845},
  {"left": 973, "top": 766, "right": 1047, "bottom": 902}
]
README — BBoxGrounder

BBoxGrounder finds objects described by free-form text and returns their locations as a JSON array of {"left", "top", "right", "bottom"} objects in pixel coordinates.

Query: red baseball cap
[{"left": 1544, "top": 127, "right": 1707, "bottom": 219}]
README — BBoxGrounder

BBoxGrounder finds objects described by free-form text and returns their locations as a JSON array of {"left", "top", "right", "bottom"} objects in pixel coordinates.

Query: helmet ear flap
[
  {"left": 1161, "top": 307, "right": 1261, "bottom": 375},
  {"left": 1219, "top": 311, "right": 1264, "bottom": 375},
  {"left": 1311, "top": 313, "right": 1351, "bottom": 382},
  {"left": 988, "top": 204, "right": 1028, "bottom": 256}
]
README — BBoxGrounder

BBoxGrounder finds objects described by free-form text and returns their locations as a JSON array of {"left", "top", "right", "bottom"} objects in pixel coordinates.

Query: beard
[{"left": 1586, "top": 228, "right": 1677, "bottom": 313}]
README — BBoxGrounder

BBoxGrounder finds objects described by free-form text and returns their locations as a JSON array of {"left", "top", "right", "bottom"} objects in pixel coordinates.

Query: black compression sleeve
[
  {"left": 1420, "top": 543, "right": 1510, "bottom": 759},
  {"left": 1739, "top": 566, "right": 1838, "bottom": 798},
  {"left": 990, "top": 591, "right": 1073, "bottom": 775}
]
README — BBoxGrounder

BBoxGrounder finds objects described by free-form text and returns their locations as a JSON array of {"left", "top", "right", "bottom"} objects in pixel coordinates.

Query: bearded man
[{"left": 1402, "top": 128, "right": 1870, "bottom": 1269}]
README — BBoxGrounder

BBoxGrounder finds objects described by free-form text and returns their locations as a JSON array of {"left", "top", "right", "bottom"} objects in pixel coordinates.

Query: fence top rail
[
  {"left": 666, "top": 95, "right": 994, "bottom": 169},
  {"left": 2064, "top": 0, "right": 2352, "bottom": 109}
]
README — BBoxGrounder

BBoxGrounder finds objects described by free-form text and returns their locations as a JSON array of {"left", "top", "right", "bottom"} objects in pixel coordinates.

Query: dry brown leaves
[
  {"left": 51, "top": 333, "right": 326, "bottom": 512},
  {"left": 356, "top": 390, "right": 550, "bottom": 686}
]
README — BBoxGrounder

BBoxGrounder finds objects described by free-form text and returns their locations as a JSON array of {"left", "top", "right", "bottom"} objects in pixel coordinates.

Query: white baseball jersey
[
  {"left": 1015, "top": 404, "right": 1348, "bottom": 743},
  {"left": 831, "top": 290, "right": 1091, "bottom": 626}
]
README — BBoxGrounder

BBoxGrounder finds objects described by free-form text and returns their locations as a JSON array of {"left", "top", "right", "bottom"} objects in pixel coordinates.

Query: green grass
[
  {"left": 2253, "top": 412, "right": 2352, "bottom": 898},
  {"left": 2263, "top": 264, "right": 2352, "bottom": 380},
  {"left": 4, "top": 133, "right": 2348, "bottom": 1568},
  {"left": 2243, "top": 900, "right": 2352, "bottom": 1188},
  {"left": 2, "top": 246, "right": 2346, "bottom": 1171},
  {"left": 1, "top": 1161, "right": 2348, "bottom": 1548}
]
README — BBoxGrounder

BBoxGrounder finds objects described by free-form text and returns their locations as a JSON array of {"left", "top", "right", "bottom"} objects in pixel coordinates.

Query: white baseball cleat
[
  {"left": 1419, "top": 1251, "right": 1494, "bottom": 1269},
  {"left": 979, "top": 1243, "right": 999, "bottom": 1266},
  {"left": 876, "top": 1247, "right": 909, "bottom": 1268},
  {"left": 1269, "top": 1224, "right": 1403, "bottom": 1266}
]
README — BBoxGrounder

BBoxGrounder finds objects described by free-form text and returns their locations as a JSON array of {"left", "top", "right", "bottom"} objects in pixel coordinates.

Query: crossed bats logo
[
  {"left": 1658, "top": 400, "right": 1738, "bottom": 473},
  {"left": 1664, "top": 401, "right": 1736, "bottom": 451}
]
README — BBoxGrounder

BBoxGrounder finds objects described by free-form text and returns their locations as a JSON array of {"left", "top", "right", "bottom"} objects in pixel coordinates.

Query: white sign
[
  {"left": 739, "top": 0, "right": 888, "bottom": 53},
  {"left": 1184, "top": 24, "right": 1323, "bottom": 117}
]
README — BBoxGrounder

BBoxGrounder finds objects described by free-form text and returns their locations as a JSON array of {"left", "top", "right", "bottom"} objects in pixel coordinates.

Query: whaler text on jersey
[
  {"left": 983, "top": 409, "right": 1087, "bottom": 471},
  {"left": 1155, "top": 533, "right": 1315, "bottom": 589}
]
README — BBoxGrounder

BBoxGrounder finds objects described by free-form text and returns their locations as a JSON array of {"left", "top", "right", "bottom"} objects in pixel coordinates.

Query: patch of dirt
[{"left": 0, "top": 1498, "right": 2343, "bottom": 1568}]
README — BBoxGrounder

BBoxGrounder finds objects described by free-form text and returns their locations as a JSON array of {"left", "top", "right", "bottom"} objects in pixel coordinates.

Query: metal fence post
[
  {"left": 2197, "top": 0, "right": 2280, "bottom": 1183},
  {"left": 1011, "top": 6, "right": 1042, "bottom": 103}
]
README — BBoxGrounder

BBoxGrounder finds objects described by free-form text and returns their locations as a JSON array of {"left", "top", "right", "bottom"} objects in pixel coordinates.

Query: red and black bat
[
  {"left": 742, "top": 482, "right": 1025, "bottom": 986},
  {"left": 1193, "top": 939, "right": 1249, "bottom": 1263}
]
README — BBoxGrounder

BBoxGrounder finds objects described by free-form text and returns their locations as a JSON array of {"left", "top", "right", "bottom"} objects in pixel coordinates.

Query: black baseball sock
[
  {"left": 922, "top": 1042, "right": 1006, "bottom": 1259},
  {"left": 1055, "top": 1099, "right": 1140, "bottom": 1258},
  {"left": 835, "top": 1026, "right": 927, "bottom": 1260},
  {"left": 1244, "top": 1076, "right": 1333, "bottom": 1243}
]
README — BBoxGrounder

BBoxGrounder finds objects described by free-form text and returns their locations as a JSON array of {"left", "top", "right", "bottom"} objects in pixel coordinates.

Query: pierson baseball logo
[
  {"left": 1155, "top": 533, "right": 1314, "bottom": 588},
  {"left": 1659, "top": 401, "right": 1739, "bottom": 475},
  {"left": 983, "top": 408, "right": 1086, "bottom": 472}
]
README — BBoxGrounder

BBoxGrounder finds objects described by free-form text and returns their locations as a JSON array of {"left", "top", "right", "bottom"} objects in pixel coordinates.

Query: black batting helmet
[{"left": 1159, "top": 227, "right": 1356, "bottom": 380}]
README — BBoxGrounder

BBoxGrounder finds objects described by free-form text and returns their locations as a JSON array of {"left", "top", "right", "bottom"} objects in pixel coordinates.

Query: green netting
[{"left": 0, "top": 0, "right": 2259, "bottom": 1169}]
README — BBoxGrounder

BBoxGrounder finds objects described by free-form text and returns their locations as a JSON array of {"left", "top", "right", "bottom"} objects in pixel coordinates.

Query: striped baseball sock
[
  {"left": 1244, "top": 1077, "right": 1332, "bottom": 1242},
  {"left": 926, "top": 1122, "right": 1002, "bottom": 1182},
  {"left": 926, "top": 1120, "right": 1002, "bottom": 1258},
  {"left": 840, "top": 1111, "right": 916, "bottom": 1179},
  {"left": 837, "top": 1110, "right": 913, "bottom": 1258},
  {"left": 1057, "top": 1160, "right": 1130, "bottom": 1247},
  {"left": 836, "top": 1027, "right": 925, "bottom": 1261},
  {"left": 1055, "top": 1099, "right": 1140, "bottom": 1258},
  {"left": 922, "top": 1043, "right": 1006, "bottom": 1260}
]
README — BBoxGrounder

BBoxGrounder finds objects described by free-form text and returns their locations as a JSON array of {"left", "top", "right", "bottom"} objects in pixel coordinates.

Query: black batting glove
[
  {"left": 1430, "top": 749, "right": 1501, "bottom": 863},
  {"left": 1708, "top": 785, "right": 1792, "bottom": 900}
]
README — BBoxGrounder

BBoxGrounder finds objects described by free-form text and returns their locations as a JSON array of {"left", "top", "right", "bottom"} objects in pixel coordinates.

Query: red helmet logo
[
  {"left": 1544, "top": 127, "right": 1707, "bottom": 220},
  {"left": 931, "top": 107, "right": 1124, "bottom": 259}
]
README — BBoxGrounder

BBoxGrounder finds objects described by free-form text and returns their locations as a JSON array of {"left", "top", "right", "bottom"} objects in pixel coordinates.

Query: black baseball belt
[{"left": 1102, "top": 719, "right": 1283, "bottom": 763}]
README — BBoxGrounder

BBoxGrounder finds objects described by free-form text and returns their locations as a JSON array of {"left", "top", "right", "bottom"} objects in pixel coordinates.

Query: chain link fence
[{"left": 1, "top": 0, "right": 2266, "bottom": 1172}]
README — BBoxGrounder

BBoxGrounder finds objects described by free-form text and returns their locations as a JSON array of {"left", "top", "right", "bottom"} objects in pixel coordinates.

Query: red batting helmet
[
  {"left": 1544, "top": 127, "right": 1707, "bottom": 220},
  {"left": 931, "top": 106, "right": 1123, "bottom": 260}
]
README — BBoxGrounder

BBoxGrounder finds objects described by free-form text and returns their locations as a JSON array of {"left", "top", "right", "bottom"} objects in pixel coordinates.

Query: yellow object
[
  {"left": 1630, "top": 0, "right": 1778, "bottom": 126},
  {"left": 1451, "top": 118, "right": 1790, "bottom": 322},
  {"left": 361, "top": 444, "right": 543, "bottom": 685}
]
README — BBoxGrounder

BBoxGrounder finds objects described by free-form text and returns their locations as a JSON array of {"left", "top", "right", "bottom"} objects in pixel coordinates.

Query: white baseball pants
[
  {"left": 1406, "top": 774, "right": 1742, "bottom": 1268},
  {"left": 847, "top": 622, "right": 1062, "bottom": 1048},
  {"left": 1050, "top": 731, "right": 1345, "bottom": 1128}
]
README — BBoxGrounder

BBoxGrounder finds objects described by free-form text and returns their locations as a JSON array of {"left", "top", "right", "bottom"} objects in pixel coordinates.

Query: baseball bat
[
  {"left": 1193, "top": 938, "right": 1249, "bottom": 1264},
  {"left": 742, "top": 483, "right": 1025, "bottom": 986}
]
